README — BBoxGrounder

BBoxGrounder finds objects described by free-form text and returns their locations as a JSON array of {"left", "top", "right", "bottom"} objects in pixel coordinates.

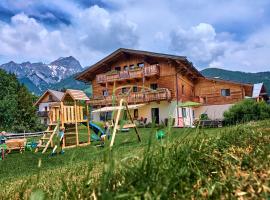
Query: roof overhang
[
  {"left": 204, "top": 77, "right": 253, "bottom": 87},
  {"left": 92, "top": 104, "right": 145, "bottom": 113},
  {"left": 75, "top": 48, "right": 203, "bottom": 82}
]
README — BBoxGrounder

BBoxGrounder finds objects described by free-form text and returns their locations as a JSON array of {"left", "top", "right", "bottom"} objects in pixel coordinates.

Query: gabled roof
[
  {"left": 75, "top": 48, "right": 203, "bottom": 82},
  {"left": 49, "top": 89, "right": 64, "bottom": 100},
  {"left": 34, "top": 89, "right": 64, "bottom": 106},
  {"left": 205, "top": 77, "right": 253, "bottom": 87},
  {"left": 62, "top": 89, "right": 90, "bottom": 101}
]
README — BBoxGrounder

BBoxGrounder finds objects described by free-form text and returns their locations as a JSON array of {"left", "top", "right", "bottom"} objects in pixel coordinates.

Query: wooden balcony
[
  {"left": 96, "top": 64, "right": 159, "bottom": 84},
  {"left": 89, "top": 88, "right": 171, "bottom": 106}
]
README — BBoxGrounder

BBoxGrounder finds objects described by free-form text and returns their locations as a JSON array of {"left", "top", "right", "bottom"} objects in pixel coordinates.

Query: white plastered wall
[
  {"left": 194, "top": 104, "right": 234, "bottom": 120},
  {"left": 38, "top": 102, "right": 50, "bottom": 111}
]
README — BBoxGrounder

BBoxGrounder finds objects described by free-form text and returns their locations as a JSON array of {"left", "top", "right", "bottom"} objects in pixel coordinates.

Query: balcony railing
[
  {"left": 96, "top": 65, "right": 160, "bottom": 84},
  {"left": 89, "top": 88, "right": 171, "bottom": 106},
  {"left": 37, "top": 111, "right": 49, "bottom": 117}
]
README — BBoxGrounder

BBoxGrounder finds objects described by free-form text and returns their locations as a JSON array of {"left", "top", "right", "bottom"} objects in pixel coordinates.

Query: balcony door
[{"left": 151, "top": 108, "right": 159, "bottom": 124}]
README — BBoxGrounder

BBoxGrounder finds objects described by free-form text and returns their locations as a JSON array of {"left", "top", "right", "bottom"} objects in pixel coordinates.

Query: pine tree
[{"left": 0, "top": 69, "right": 43, "bottom": 132}]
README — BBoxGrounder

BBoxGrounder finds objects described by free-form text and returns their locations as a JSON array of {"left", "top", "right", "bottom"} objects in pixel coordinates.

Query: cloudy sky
[{"left": 0, "top": 0, "right": 269, "bottom": 72}]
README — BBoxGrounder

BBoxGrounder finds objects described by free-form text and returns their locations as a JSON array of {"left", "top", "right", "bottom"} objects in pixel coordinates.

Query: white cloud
[
  {"left": 209, "top": 27, "right": 270, "bottom": 72},
  {"left": 0, "top": 6, "right": 138, "bottom": 66},
  {"left": 170, "top": 23, "right": 230, "bottom": 66},
  {"left": 169, "top": 23, "right": 270, "bottom": 72}
]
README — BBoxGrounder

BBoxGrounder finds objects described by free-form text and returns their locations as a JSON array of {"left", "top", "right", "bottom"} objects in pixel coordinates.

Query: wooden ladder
[{"left": 35, "top": 124, "right": 59, "bottom": 154}]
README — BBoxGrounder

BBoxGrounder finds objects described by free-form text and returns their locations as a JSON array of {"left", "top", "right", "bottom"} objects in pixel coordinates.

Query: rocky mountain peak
[{"left": 0, "top": 56, "right": 83, "bottom": 94}]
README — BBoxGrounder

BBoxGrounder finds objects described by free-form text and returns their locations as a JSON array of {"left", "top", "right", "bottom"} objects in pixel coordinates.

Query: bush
[{"left": 223, "top": 99, "right": 270, "bottom": 124}]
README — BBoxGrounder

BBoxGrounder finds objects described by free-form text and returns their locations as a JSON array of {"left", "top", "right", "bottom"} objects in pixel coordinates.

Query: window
[
  {"left": 129, "top": 64, "right": 135, "bottom": 69},
  {"left": 221, "top": 89, "right": 230, "bottom": 97},
  {"left": 115, "top": 66, "right": 121, "bottom": 71},
  {"left": 133, "top": 86, "right": 138, "bottom": 92},
  {"left": 182, "top": 85, "right": 185, "bottom": 95},
  {"left": 122, "top": 87, "right": 128, "bottom": 94},
  {"left": 100, "top": 112, "right": 112, "bottom": 121},
  {"left": 150, "top": 83, "right": 158, "bottom": 90},
  {"left": 182, "top": 108, "right": 187, "bottom": 118},
  {"left": 48, "top": 95, "right": 53, "bottom": 101},
  {"left": 203, "top": 97, "right": 207, "bottom": 104},
  {"left": 102, "top": 90, "right": 108, "bottom": 97},
  {"left": 138, "top": 63, "right": 144, "bottom": 68},
  {"left": 134, "top": 109, "right": 138, "bottom": 119},
  {"left": 124, "top": 66, "right": 129, "bottom": 71},
  {"left": 44, "top": 106, "right": 48, "bottom": 111}
]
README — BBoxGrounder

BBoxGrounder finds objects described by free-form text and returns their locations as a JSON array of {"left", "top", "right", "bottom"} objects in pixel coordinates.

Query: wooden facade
[
  {"left": 76, "top": 48, "right": 253, "bottom": 107},
  {"left": 194, "top": 78, "right": 253, "bottom": 105}
]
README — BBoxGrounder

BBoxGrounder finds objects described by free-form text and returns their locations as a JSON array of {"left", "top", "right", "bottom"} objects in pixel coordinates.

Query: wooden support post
[
  {"left": 86, "top": 103, "right": 91, "bottom": 144},
  {"left": 60, "top": 102, "right": 65, "bottom": 148},
  {"left": 110, "top": 99, "right": 123, "bottom": 147},
  {"left": 74, "top": 101, "right": 79, "bottom": 146},
  {"left": 125, "top": 103, "right": 141, "bottom": 142}
]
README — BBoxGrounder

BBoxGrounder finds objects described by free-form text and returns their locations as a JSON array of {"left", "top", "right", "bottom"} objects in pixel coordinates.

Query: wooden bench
[
  {"left": 200, "top": 120, "right": 223, "bottom": 128},
  {"left": 5, "top": 139, "right": 26, "bottom": 153}
]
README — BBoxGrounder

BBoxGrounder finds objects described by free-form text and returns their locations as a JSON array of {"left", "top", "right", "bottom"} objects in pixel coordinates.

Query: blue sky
[{"left": 0, "top": 0, "right": 269, "bottom": 72}]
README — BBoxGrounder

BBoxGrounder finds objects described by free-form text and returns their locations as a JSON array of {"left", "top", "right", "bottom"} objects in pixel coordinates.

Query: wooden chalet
[{"left": 76, "top": 48, "right": 268, "bottom": 127}]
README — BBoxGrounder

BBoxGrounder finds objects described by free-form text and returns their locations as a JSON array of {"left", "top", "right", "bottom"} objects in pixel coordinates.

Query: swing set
[{"left": 94, "top": 85, "right": 154, "bottom": 147}]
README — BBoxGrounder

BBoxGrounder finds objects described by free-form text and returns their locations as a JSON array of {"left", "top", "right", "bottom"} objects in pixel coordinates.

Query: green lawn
[
  {"left": 0, "top": 121, "right": 269, "bottom": 199},
  {"left": 0, "top": 126, "right": 215, "bottom": 181}
]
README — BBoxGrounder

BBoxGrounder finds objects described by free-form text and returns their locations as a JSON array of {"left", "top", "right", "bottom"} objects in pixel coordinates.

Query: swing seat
[
  {"left": 121, "top": 124, "right": 136, "bottom": 129},
  {"left": 119, "top": 128, "right": 130, "bottom": 132}
]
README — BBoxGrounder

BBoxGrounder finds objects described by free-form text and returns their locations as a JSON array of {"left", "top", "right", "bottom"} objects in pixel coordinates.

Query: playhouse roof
[
  {"left": 34, "top": 89, "right": 64, "bottom": 106},
  {"left": 62, "top": 89, "right": 90, "bottom": 101},
  {"left": 252, "top": 83, "right": 265, "bottom": 98}
]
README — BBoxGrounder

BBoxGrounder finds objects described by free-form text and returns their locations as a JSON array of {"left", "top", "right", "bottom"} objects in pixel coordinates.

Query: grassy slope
[{"left": 0, "top": 121, "right": 269, "bottom": 199}]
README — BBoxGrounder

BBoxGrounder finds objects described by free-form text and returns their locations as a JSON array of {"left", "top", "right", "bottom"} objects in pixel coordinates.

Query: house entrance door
[{"left": 151, "top": 108, "right": 159, "bottom": 124}]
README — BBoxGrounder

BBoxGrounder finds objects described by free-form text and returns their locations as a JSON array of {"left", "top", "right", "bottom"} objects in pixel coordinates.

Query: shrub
[{"left": 223, "top": 99, "right": 270, "bottom": 124}]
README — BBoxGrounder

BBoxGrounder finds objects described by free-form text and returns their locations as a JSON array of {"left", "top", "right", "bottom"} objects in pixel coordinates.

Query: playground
[{"left": 0, "top": 120, "right": 269, "bottom": 199}]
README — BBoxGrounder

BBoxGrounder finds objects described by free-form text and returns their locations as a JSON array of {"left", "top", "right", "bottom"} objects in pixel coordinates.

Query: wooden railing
[
  {"left": 96, "top": 65, "right": 159, "bottom": 83},
  {"left": 89, "top": 88, "right": 171, "bottom": 106}
]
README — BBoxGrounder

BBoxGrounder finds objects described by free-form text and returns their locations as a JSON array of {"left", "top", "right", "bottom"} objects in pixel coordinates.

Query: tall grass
[{"left": 1, "top": 121, "right": 269, "bottom": 199}]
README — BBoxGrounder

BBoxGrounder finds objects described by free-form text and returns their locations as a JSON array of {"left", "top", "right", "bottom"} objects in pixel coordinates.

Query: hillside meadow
[{"left": 0, "top": 120, "right": 269, "bottom": 199}]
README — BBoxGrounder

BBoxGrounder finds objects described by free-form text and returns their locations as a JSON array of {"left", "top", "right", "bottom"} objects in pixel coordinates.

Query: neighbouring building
[
  {"left": 76, "top": 48, "right": 268, "bottom": 127},
  {"left": 34, "top": 89, "right": 64, "bottom": 125}
]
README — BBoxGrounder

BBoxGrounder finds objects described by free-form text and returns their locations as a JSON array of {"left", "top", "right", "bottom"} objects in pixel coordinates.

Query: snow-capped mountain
[{"left": 0, "top": 56, "right": 83, "bottom": 94}]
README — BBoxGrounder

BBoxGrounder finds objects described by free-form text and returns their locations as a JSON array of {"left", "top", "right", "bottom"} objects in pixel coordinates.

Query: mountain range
[
  {"left": 0, "top": 57, "right": 269, "bottom": 96},
  {"left": 201, "top": 68, "right": 270, "bottom": 91},
  {"left": 0, "top": 56, "right": 86, "bottom": 94}
]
